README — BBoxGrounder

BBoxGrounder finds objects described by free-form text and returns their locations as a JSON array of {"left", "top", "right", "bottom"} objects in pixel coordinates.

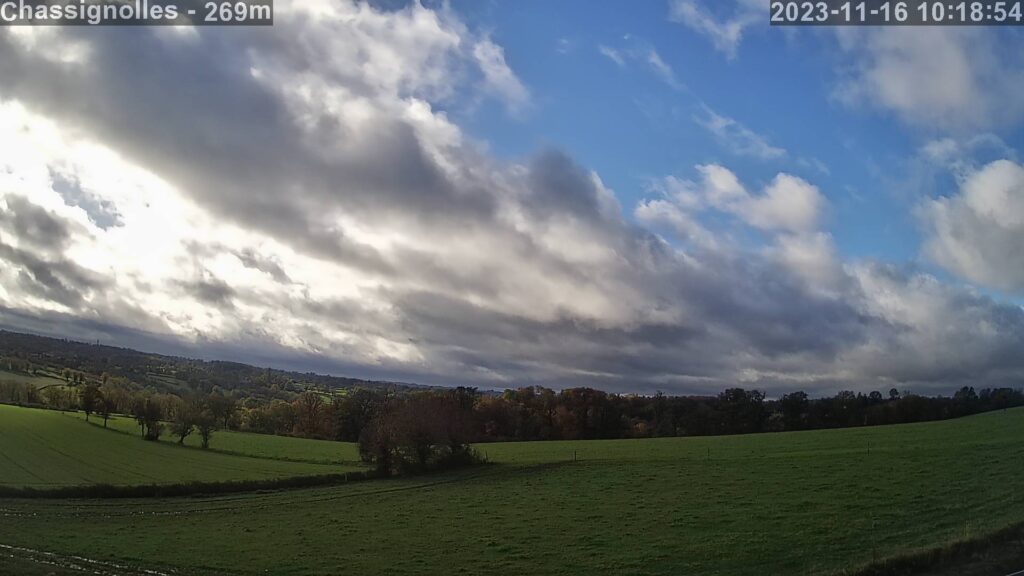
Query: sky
[{"left": 1, "top": 0, "right": 1024, "bottom": 396}]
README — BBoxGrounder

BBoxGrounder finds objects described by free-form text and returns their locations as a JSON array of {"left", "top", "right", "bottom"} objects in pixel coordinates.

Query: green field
[
  {"left": 70, "top": 412, "right": 361, "bottom": 464},
  {"left": 0, "top": 405, "right": 361, "bottom": 488},
  {"left": 1, "top": 406, "right": 1023, "bottom": 575},
  {"left": 0, "top": 368, "right": 66, "bottom": 388}
]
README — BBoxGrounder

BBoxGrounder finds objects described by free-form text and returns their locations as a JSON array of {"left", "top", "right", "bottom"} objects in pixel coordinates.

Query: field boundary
[
  {"left": 0, "top": 470, "right": 380, "bottom": 499},
  {"left": 0, "top": 458, "right": 501, "bottom": 500},
  {"left": 849, "top": 520, "right": 1024, "bottom": 576}
]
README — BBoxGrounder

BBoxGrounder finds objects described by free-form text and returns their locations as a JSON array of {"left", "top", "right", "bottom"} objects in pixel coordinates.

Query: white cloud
[
  {"left": 1, "top": 1, "right": 1023, "bottom": 394},
  {"left": 473, "top": 38, "right": 530, "bottom": 114},
  {"left": 598, "top": 41, "right": 684, "bottom": 91},
  {"left": 770, "top": 232, "right": 846, "bottom": 296},
  {"left": 744, "top": 174, "right": 825, "bottom": 233},
  {"left": 649, "top": 164, "right": 825, "bottom": 234},
  {"left": 920, "top": 159, "right": 1024, "bottom": 293},
  {"left": 695, "top": 106, "right": 786, "bottom": 160},
  {"left": 646, "top": 49, "right": 685, "bottom": 91},
  {"left": 668, "top": 0, "right": 763, "bottom": 59},
  {"left": 833, "top": 28, "right": 1024, "bottom": 131},
  {"left": 598, "top": 45, "right": 625, "bottom": 67}
]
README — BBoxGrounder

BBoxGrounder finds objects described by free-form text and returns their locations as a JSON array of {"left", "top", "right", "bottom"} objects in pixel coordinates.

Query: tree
[
  {"left": 294, "top": 391, "right": 325, "bottom": 437},
  {"left": 780, "top": 391, "right": 809, "bottom": 431},
  {"left": 133, "top": 396, "right": 164, "bottom": 441},
  {"left": 97, "top": 390, "right": 115, "bottom": 428},
  {"left": 359, "top": 406, "right": 400, "bottom": 475},
  {"left": 717, "top": 388, "right": 766, "bottom": 434},
  {"left": 80, "top": 384, "right": 100, "bottom": 422},
  {"left": 195, "top": 409, "right": 217, "bottom": 449},
  {"left": 207, "top": 392, "right": 236, "bottom": 429},
  {"left": 170, "top": 397, "right": 201, "bottom": 444}
]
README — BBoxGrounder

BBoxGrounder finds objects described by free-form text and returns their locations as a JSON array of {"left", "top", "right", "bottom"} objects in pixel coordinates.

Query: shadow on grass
[
  {"left": 76, "top": 415, "right": 360, "bottom": 466},
  {"left": 0, "top": 470, "right": 380, "bottom": 499},
  {"left": 851, "top": 521, "right": 1024, "bottom": 576}
]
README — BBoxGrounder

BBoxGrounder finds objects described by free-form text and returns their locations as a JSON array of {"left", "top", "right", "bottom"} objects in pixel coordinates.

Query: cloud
[
  {"left": 695, "top": 106, "right": 787, "bottom": 160},
  {"left": 668, "top": 0, "right": 763, "bottom": 59},
  {"left": 643, "top": 164, "right": 825, "bottom": 234},
  {"left": 598, "top": 45, "right": 625, "bottom": 67},
  {"left": 598, "top": 41, "right": 684, "bottom": 91},
  {"left": 833, "top": 28, "right": 1024, "bottom": 131},
  {"left": 645, "top": 49, "right": 685, "bottom": 91},
  {"left": 743, "top": 174, "right": 826, "bottom": 233},
  {"left": 920, "top": 159, "right": 1024, "bottom": 294},
  {"left": 472, "top": 38, "right": 530, "bottom": 114},
  {"left": 0, "top": 2, "right": 1022, "bottom": 396}
]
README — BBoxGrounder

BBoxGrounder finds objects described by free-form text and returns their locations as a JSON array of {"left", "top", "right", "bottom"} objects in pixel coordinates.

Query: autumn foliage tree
[{"left": 358, "top": 390, "right": 482, "bottom": 476}]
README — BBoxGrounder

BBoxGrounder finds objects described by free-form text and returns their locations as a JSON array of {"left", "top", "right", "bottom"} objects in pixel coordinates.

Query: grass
[
  {"left": 0, "top": 368, "right": 66, "bottom": 388},
  {"left": 0, "top": 404, "right": 363, "bottom": 489},
  {"left": 70, "top": 411, "right": 361, "bottom": 464},
  {"left": 1, "top": 406, "right": 1023, "bottom": 575}
]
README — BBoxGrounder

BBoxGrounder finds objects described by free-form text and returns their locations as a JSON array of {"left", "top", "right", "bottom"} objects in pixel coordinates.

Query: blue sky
[
  {"left": 2, "top": 2, "right": 1024, "bottom": 394},
  {"left": 448, "top": 1, "right": 1019, "bottom": 268}
]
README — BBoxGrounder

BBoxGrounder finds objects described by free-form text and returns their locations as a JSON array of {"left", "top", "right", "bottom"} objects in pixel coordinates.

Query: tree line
[
  {"left": 4, "top": 367, "right": 1023, "bottom": 474},
  {"left": 239, "top": 384, "right": 1024, "bottom": 446},
  {"left": 5, "top": 376, "right": 1023, "bottom": 446}
]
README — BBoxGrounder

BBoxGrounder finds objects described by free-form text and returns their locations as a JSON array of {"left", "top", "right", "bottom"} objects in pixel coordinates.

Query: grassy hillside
[
  {"left": 0, "top": 368, "right": 66, "bottom": 388},
  {"left": 2, "top": 407, "right": 1023, "bottom": 575},
  {"left": 0, "top": 405, "right": 361, "bottom": 489},
  {"left": 69, "top": 412, "right": 361, "bottom": 464}
]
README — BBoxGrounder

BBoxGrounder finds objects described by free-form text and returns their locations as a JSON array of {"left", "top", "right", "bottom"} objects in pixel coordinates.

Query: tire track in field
[
  {"left": 11, "top": 419, "right": 161, "bottom": 484},
  {"left": 0, "top": 462, "right": 575, "bottom": 520},
  {"left": 0, "top": 543, "right": 178, "bottom": 575},
  {"left": 0, "top": 449, "right": 46, "bottom": 484}
]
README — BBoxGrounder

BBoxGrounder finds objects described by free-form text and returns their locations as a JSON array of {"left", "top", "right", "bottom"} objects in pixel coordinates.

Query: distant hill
[{"left": 0, "top": 329, "right": 426, "bottom": 396}]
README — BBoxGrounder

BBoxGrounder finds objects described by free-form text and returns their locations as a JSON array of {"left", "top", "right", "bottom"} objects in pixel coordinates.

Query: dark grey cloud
[
  {"left": 0, "top": 5, "right": 1022, "bottom": 397},
  {"left": 234, "top": 248, "right": 291, "bottom": 284},
  {"left": 0, "top": 241, "right": 107, "bottom": 308},
  {"left": 0, "top": 195, "right": 80, "bottom": 251},
  {"left": 0, "top": 25, "right": 493, "bottom": 275},
  {"left": 177, "top": 275, "right": 235, "bottom": 309}
]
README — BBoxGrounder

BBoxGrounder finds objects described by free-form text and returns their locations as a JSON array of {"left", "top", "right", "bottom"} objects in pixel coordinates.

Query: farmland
[
  {"left": 67, "top": 411, "right": 361, "bottom": 464},
  {"left": 0, "top": 405, "right": 360, "bottom": 489},
  {"left": 0, "top": 368, "right": 66, "bottom": 389},
  {"left": 1, "top": 405, "right": 1023, "bottom": 575}
]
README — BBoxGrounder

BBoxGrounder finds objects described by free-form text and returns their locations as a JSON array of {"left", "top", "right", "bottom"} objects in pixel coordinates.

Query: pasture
[
  {"left": 69, "top": 411, "right": 361, "bottom": 464},
  {"left": 1, "top": 406, "right": 1023, "bottom": 574},
  {"left": 0, "top": 368, "right": 66, "bottom": 388},
  {"left": 0, "top": 405, "right": 361, "bottom": 489}
]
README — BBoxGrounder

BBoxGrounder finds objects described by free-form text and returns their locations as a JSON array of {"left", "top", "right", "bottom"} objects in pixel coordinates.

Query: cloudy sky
[{"left": 1, "top": 0, "right": 1024, "bottom": 395}]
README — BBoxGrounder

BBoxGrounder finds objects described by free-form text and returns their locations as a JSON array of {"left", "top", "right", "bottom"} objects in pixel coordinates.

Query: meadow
[
  {"left": 68, "top": 411, "right": 361, "bottom": 464},
  {"left": 0, "top": 405, "right": 361, "bottom": 489},
  {"left": 1, "top": 405, "right": 1023, "bottom": 574},
  {"left": 0, "top": 368, "right": 67, "bottom": 388}
]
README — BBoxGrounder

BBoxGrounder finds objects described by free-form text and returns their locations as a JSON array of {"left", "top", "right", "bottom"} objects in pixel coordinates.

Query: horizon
[{"left": 0, "top": 327, "right": 1007, "bottom": 401}]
